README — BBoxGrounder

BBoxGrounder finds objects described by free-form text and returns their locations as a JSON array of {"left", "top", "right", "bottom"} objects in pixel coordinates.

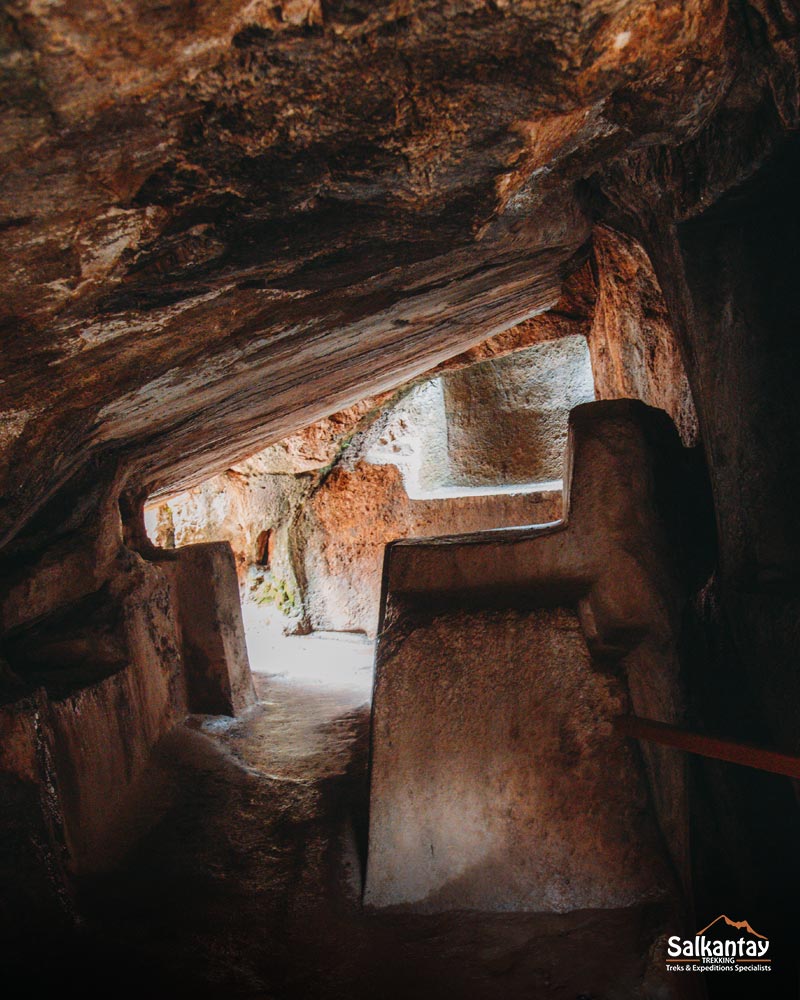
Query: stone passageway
[
  {"left": 4, "top": 4, "right": 800, "bottom": 995},
  {"left": 57, "top": 662, "right": 676, "bottom": 1000}
]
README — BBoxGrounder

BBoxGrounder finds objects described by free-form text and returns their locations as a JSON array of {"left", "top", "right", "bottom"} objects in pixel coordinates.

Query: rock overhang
[{"left": 0, "top": 0, "right": 795, "bottom": 543}]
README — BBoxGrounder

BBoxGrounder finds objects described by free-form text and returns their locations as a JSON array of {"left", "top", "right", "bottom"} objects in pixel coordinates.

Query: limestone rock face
[
  {"left": 146, "top": 470, "right": 309, "bottom": 586},
  {"left": 2, "top": 0, "right": 793, "bottom": 545},
  {"left": 147, "top": 356, "right": 569, "bottom": 636},
  {"left": 0, "top": 546, "right": 189, "bottom": 921},
  {"left": 168, "top": 542, "right": 255, "bottom": 716},
  {"left": 230, "top": 397, "right": 396, "bottom": 478},
  {"left": 443, "top": 335, "right": 595, "bottom": 486},
  {"left": 1, "top": 2, "right": 800, "bottom": 975},
  {"left": 221, "top": 288, "right": 595, "bottom": 482}
]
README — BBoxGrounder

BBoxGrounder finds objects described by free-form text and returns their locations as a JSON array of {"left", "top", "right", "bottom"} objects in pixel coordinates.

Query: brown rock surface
[
  {"left": 0, "top": 517, "right": 258, "bottom": 923},
  {"left": 366, "top": 400, "right": 713, "bottom": 909},
  {"left": 217, "top": 274, "right": 597, "bottom": 484},
  {"left": 7, "top": 673, "right": 697, "bottom": 999},
  {"left": 0, "top": 546, "right": 188, "bottom": 928},
  {"left": 168, "top": 541, "right": 255, "bottom": 716},
  {"left": 1, "top": 3, "right": 800, "bottom": 993},
  {"left": 1, "top": 0, "right": 787, "bottom": 544},
  {"left": 147, "top": 348, "right": 578, "bottom": 636},
  {"left": 588, "top": 226, "right": 698, "bottom": 445},
  {"left": 366, "top": 605, "right": 672, "bottom": 912},
  {"left": 443, "top": 334, "right": 595, "bottom": 485},
  {"left": 297, "top": 462, "right": 561, "bottom": 635},
  {"left": 147, "top": 468, "right": 309, "bottom": 586}
]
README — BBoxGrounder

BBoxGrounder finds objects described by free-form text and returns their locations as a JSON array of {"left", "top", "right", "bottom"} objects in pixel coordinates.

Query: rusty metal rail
[{"left": 614, "top": 715, "right": 800, "bottom": 781}]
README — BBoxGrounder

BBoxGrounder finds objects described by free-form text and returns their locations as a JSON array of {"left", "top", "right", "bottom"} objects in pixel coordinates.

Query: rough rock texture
[
  {"left": 443, "top": 335, "right": 595, "bottom": 485},
  {"left": 1, "top": 0, "right": 787, "bottom": 544},
  {"left": 366, "top": 606, "right": 672, "bottom": 912},
  {"left": 146, "top": 277, "right": 596, "bottom": 497},
  {"left": 168, "top": 541, "right": 255, "bottom": 715},
  {"left": 361, "top": 379, "right": 451, "bottom": 496},
  {"left": 432, "top": 261, "right": 597, "bottom": 375},
  {"left": 148, "top": 353, "right": 572, "bottom": 637},
  {"left": 2, "top": 3, "right": 800, "bottom": 992},
  {"left": 602, "top": 141, "right": 800, "bottom": 966},
  {"left": 297, "top": 463, "right": 561, "bottom": 635},
  {"left": 366, "top": 401, "right": 713, "bottom": 909},
  {"left": 292, "top": 343, "right": 587, "bottom": 633},
  {"left": 588, "top": 226, "right": 698, "bottom": 446},
  {"left": 0, "top": 690, "right": 73, "bottom": 933},
  {"left": 0, "top": 548, "right": 187, "bottom": 930},
  {"left": 0, "top": 517, "right": 257, "bottom": 930},
  {"left": 7, "top": 673, "right": 698, "bottom": 1000},
  {"left": 146, "top": 469, "right": 309, "bottom": 587}
]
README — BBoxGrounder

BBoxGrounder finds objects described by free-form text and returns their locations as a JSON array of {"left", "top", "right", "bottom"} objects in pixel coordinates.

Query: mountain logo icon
[{"left": 696, "top": 914, "right": 767, "bottom": 940}]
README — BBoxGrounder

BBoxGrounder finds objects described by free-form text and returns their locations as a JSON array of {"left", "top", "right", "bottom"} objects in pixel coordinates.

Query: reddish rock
[
  {"left": 0, "top": 0, "right": 778, "bottom": 540},
  {"left": 298, "top": 462, "right": 562, "bottom": 636},
  {"left": 588, "top": 226, "right": 698, "bottom": 446},
  {"left": 0, "top": 2, "right": 798, "bottom": 988}
]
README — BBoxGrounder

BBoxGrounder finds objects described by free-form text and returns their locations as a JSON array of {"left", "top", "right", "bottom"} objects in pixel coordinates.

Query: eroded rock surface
[
  {"left": 147, "top": 341, "right": 582, "bottom": 635},
  {"left": 9, "top": 672, "right": 693, "bottom": 1000},
  {"left": 298, "top": 463, "right": 561, "bottom": 634},
  {"left": 2, "top": 0, "right": 795, "bottom": 541},
  {"left": 588, "top": 226, "right": 698, "bottom": 446},
  {"left": 366, "top": 606, "right": 672, "bottom": 912},
  {"left": 443, "top": 335, "right": 595, "bottom": 485},
  {"left": 1, "top": 4, "right": 800, "bottom": 995}
]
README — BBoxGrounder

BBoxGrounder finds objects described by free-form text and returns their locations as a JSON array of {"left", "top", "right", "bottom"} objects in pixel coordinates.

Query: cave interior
[{"left": 1, "top": 2, "right": 800, "bottom": 998}]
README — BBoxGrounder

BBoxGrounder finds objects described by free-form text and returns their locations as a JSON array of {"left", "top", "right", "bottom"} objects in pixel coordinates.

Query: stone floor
[
  {"left": 241, "top": 601, "right": 375, "bottom": 695},
  {"left": 17, "top": 646, "right": 687, "bottom": 999}
]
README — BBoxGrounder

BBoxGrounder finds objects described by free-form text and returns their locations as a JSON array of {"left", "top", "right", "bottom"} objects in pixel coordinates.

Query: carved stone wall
[{"left": 366, "top": 400, "right": 711, "bottom": 911}]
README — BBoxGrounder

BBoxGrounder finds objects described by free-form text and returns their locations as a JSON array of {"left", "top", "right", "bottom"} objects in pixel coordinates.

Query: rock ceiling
[{"left": 1, "top": 0, "right": 798, "bottom": 544}]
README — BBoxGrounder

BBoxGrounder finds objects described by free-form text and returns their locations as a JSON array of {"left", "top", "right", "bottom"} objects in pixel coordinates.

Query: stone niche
[
  {"left": 443, "top": 334, "right": 595, "bottom": 486},
  {"left": 146, "top": 336, "right": 594, "bottom": 637},
  {"left": 365, "top": 399, "right": 710, "bottom": 913}
]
